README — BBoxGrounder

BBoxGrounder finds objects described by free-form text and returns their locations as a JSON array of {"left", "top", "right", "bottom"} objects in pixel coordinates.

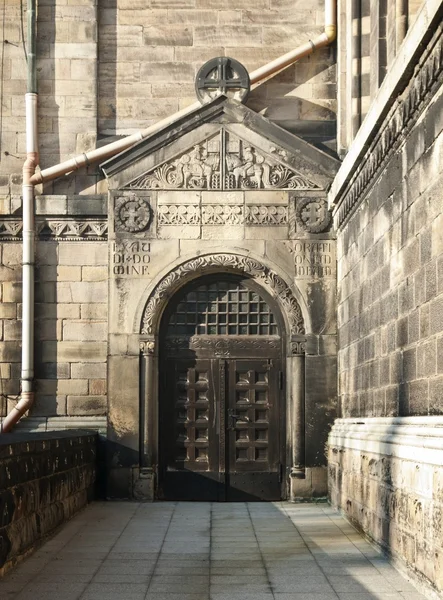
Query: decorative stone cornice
[
  {"left": 332, "top": 25, "right": 443, "bottom": 229},
  {"left": 0, "top": 219, "right": 108, "bottom": 241},
  {"left": 141, "top": 253, "right": 305, "bottom": 336}
]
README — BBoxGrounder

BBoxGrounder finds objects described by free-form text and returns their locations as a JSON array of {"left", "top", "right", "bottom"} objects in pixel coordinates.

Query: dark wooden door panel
[
  {"left": 226, "top": 359, "right": 281, "bottom": 501},
  {"left": 160, "top": 358, "right": 222, "bottom": 500}
]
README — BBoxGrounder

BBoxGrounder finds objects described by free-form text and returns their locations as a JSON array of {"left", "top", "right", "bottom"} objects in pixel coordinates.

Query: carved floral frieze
[
  {"left": 141, "top": 253, "right": 305, "bottom": 336},
  {"left": 158, "top": 204, "right": 200, "bottom": 225},
  {"left": 156, "top": 203, "right": 288, "bottom": 226},
  {"left": 125, "top": 131, "right": 321, "bottom": 192}
]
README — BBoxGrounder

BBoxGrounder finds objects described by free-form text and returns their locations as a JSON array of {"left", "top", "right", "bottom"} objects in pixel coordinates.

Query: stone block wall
[
  {"left": 0, "top": 196, "right": 108, "bottom": 429},
  {"left": 329, "top": 418, "right": 443, "bottom": 598},
  {"left": 0, "top": 430, "right": 97, "bottom": 577},
  {"left": 336, "top": 33, "right": 443, "bottom": 419},
  {"left": 329, "top": 13, "right": 443, "bottom": 597},
  {"left": 0, "top": 0, "right": 337, "bottom": 197},
  {"left": 97, "top": 0, "right": 335, "bottom": 138}
]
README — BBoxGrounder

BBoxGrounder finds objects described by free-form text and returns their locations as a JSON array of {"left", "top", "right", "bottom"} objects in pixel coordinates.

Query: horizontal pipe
[
  {"left": 30, "top": 101, "right": 202, "bottom": 186},
  {"left": 31, "top": 0, "right": 336, "bottom": 187}
]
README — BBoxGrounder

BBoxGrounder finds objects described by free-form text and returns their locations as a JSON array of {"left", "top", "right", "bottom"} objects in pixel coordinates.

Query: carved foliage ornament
[
  {"left": 115, "top": 196, "right": 152, "bottom": 233},
  {"left": 141, "top": 254, "right": 305, "bottom": 336},
  {"left": 125, "top": 131, "right": 321, "bottom": 192},
  {"left": 158, "top": 204, "right": 288, "bottom": 226}
]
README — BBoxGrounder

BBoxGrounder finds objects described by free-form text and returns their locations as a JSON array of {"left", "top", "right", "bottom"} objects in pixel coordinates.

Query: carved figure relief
[
  {"left": 141, "top": 254, "right": 305, "bottom": 337},
  {"left": 115, "top": 196, "right": 152, "bottom": 233},
  {"left": 125, "top": 131, "right": 321, "bottom": 191},
  {"left": 295, "top": 198, "right": 331, "bottom": 233},
  {"left": 129, "top": 137, "right": 221, "bottom": 191}
]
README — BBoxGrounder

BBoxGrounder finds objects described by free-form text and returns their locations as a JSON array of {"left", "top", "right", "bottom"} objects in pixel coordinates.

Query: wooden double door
[{"left": 158, "top": 276, "right": 285, "bottom": 501}]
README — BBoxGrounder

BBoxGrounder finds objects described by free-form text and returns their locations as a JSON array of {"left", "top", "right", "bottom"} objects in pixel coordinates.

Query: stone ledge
[
  {"left": 4, "top": 416, "right": 107, "bottom": 435},
  {"left": 329, "top": 416, "right": 443, "bottom": 465}
]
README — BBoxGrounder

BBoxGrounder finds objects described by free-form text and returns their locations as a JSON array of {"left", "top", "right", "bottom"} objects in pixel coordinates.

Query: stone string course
[{"left": 334, "top": 24, "right": 443, "bottom": 229}]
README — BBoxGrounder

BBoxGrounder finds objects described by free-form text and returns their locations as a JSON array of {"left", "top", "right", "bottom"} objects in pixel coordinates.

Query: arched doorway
[{"left": 158, "top": 273, "right": 286, "bottom": 501}]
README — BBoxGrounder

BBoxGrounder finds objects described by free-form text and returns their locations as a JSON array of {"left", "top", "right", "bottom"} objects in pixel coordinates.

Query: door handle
[{"left": 228, "top": 409, "right": 249, "bottom": 429}]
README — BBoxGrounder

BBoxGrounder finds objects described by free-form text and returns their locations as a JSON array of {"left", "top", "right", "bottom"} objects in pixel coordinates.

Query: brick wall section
[
  {"left": 337, "top": 81, "right": 443, "bottom": 419},
  {"left": 0, "top": 200, "right": 108, "bottom": 421},
  {"left": 0, "top": 431, "right": 97, "bottom": 576}
]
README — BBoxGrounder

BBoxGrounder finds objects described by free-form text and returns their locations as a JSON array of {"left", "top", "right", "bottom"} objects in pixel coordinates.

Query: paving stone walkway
[{"left": 0, "top": 502, "right": 426, "bottom": 600}]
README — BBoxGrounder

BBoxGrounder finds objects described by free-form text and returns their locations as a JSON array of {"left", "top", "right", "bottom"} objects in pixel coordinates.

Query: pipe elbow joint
[
  {"left": 23, "top": 152, "right": 38, "bottom": 173},
  {"left": 324, "top": 24, "right": 337, "bottom": 43}
]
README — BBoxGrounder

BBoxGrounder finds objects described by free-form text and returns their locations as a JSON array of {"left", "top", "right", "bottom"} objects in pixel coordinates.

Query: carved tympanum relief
[{"left": 125, "top": 131, "right": 321, "bottom": 191}]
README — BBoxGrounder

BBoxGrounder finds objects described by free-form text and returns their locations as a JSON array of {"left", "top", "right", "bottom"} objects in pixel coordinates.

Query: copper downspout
[
  {"left": 2, "top": 0, "right": 337, "bottom": 431},
  {"left": 30, "top": 0, "right": 337, "bottom": 187}
]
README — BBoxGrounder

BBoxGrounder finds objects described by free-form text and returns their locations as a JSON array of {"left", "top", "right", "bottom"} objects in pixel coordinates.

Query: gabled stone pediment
[{"left": 101, "top": 97, "right": 340, "bottom": 191}]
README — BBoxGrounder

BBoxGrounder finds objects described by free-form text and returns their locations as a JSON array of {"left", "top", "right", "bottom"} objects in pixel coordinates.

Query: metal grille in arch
[{"left": 166, "top": 280, "right": 279, "bottom": 336}]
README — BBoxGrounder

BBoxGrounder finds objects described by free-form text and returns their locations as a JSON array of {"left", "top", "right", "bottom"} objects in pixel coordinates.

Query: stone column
[
  {"left": 289, "top": 340, "right": 306, "bottom": 482},
  {"left": 137, "top": 338, "right": 157, "bottom": 501}
]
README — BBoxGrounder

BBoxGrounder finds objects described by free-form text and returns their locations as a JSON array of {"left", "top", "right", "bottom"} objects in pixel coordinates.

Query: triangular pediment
[{"left": 101, "top": 97, "right": 340, "bottom": 191}]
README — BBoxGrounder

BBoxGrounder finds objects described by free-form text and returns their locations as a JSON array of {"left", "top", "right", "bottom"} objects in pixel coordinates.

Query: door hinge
[{"left": 279, "top": 371, "right": 283, "bottom": 390}]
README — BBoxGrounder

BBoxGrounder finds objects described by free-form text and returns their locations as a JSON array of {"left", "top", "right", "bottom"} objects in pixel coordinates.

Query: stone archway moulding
[{"left": 140, "top": 253, "right": 305, "bottom": 336}]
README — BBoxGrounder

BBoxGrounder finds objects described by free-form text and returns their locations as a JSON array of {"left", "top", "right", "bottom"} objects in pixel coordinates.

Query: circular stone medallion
[
  {"left": 195, "top": 57, "right": 250, "bottom": 104},
  {"left": 115, "top": 196, "right": 152, "bottom": 233}
]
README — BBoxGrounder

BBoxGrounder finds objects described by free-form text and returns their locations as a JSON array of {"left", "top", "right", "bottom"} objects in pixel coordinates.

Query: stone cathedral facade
[{"left": 0, "top": 0, "right": 443, "bottom": 594}]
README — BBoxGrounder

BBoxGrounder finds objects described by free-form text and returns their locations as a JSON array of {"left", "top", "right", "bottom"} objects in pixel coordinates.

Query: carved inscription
[
  {"left": 112, "top": 241, "right": 151, "bottom": 277},
  {"left": 286, "top": 241, "right": 334, "bottom": 277}
]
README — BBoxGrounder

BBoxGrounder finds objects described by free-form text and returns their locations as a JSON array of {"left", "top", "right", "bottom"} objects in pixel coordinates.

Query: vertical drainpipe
[{"left": 1, "top": 0, "right": 38, "bottom": 432}]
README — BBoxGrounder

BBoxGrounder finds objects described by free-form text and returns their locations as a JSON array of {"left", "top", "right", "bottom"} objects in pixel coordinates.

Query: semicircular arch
[{"left": 139, "top": 253, "right": 306, "bottom": 338}]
